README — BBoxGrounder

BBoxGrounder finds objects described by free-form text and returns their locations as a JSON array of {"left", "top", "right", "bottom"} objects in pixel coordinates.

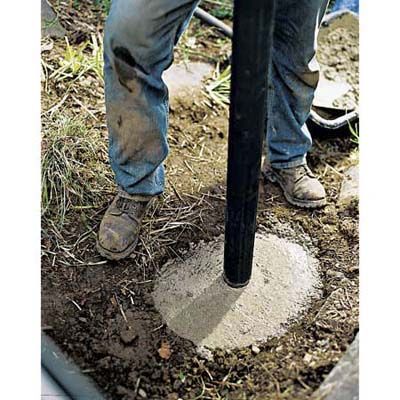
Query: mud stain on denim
[
  {"left": 110, "top": 103, "right": 167, "bottom": 171},
  {"left": 113, "top": 46, "right": 148, "bottom": 97}
]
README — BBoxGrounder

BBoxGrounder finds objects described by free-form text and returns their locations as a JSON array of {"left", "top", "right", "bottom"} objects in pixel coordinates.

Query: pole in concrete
[
  {"left": 153, "top": 0, "right": 320, "bottom": 352},
  {"left": 223, "top": 0, "right": 276, "bottom": 288}
]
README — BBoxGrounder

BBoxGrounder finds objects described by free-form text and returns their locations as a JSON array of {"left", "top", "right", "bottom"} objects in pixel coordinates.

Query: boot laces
[
  {"left": 116, "top": 196, "right": 143, "bottom": 215},
  {"left": 294, "top": 165, "right": 314, "bottom": 183}
]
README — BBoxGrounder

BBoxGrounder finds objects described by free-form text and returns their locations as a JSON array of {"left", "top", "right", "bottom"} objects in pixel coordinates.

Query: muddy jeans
[{"left": 104, "top": 0, "right": 330, "bottom": 196}]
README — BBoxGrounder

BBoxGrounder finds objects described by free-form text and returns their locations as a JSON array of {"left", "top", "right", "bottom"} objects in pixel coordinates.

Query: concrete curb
[{"left": 312, "top": 333, "right": 359, "bottom": 400}]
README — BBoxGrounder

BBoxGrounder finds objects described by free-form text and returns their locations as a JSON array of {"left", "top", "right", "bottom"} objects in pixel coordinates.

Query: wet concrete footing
[{"left": 152, "top": 233, "right": 321, "bottom": 350}]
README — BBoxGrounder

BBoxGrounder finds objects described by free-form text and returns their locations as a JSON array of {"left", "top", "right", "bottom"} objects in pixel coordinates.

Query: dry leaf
[{"left": 158, "top": 341, "right": 172, "bottom": 360}]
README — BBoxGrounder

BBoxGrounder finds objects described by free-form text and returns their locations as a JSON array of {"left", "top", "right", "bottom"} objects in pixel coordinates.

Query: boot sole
[
  {"left": 265, "top": 171, "right": 327, "bottom": 209},
  {"left": 96, "top": 236, "right": 139, "bottom": 261}
]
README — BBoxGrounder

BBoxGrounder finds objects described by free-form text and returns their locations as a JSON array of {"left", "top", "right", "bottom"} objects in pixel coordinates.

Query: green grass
[
  {"left": 50, "top": 34, "right": 104, "bottom": 83},
  {"left": 94, "top": 0, "right": 111, "bottom": 14},
  {"left": 41, "top": 113, "right": 113, "bottom": 226},
  {"left": 349, "top": 121, "right": 359, "bottom": 145},
  {"left": 204, "top": 64, "right": 231, "bottom": 108}
]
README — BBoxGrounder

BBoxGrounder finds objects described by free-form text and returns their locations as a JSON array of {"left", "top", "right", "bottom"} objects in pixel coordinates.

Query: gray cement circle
[{"left": 152, "top": 234, "right": 321, "bottom": 349}]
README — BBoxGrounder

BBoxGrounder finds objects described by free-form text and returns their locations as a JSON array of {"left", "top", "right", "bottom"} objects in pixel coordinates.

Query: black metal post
[{"left": 223, "top": 0, "right": 276, "bottom": 288}]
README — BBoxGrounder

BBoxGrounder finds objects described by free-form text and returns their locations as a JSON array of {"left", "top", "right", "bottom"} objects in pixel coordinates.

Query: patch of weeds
[
  {"left": 41, "top": 113, "right": 113, "bottom": 226},
  {"left": 204, "top": 63, "right": 231, "bottom": 108},
  {"left": 178, "top": 370, "right": 186, "bottom": 383},
  {"left": 50, "top": 34, "right": 104, "bottom": 83},
  {"left": 349, "top": 121, "right": 359, "bottom": 145}
]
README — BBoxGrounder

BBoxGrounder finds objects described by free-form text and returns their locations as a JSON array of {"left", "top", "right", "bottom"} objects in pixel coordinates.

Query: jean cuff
[
  {"left": 270, "top": 155, "right": 307, "bottom": 169},
  {"left": 117, "top": 187, "right": 158, "bottom": 201}
]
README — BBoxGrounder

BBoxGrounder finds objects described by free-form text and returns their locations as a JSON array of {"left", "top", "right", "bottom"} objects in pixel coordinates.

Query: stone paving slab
[
  {"left": 312, "top": 334, "right": 359, "bottom": 400},
  {"left": 41, "top": 0, "right": 66, "bottom": 39},
  {"left": 339, "top": 165, "right": 359, "bottom": 204},
  {"left": 163, "top": 62, "right": 213, "bottom": 105}
]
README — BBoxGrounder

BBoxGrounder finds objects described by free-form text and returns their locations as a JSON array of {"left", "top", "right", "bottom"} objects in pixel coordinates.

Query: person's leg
[
  {"left": 104, "top": 0, "right": 200, "bottom": 196},
  {"left": 267, "top": 0, "right": 329, "bottom": 167},
  {"left": 265, "top": 0, "right": 329, "bottom": 208},
  {"left": 98, "top": 0, "right": 199, "bottom": 259}
]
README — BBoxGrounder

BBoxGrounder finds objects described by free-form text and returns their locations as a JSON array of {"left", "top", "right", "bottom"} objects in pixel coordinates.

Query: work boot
[
  {"left": 264, "top": 164, "right": 326, "bottom": 209},
  {"left": 96, "top": 190, "right": 152, "bottom": 260}
]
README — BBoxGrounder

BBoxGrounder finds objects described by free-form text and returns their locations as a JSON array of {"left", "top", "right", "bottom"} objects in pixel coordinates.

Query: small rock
[
  {"left": 158, "top": 341, "right": 172, "bottom": 360},
  {"left": 348, "top": 265, "right": 359, "bottom": 273},
  {"left": 303, "top": 353, "right": 312, "bottom": 364},
  {"left": 173, "top": 379, "right": 182, "bottom": 390},
  {"left": 116, "top": 385, "right": 135, "bottom": 397},
  {"left": 339, "top": 165, "right": 359, "bottom": 204},
  {"left": 251, "top": 345, "right": 261, "bottom": 355},
  {"left": 138, "top": 388, "right": 147, "bottom": 398},
  {"left": 315, "top": 280, "right": 358, "bottom": 333},
  {"left": 196, "top": 346, "right": 214, "bottom": 361},
  {"left": 41, "top": 0, "right": 66, "bottom": 38},
  {"left": 120, "top": 328, "right": 138, "bottom": 345},
  {"left": 326, "top": 270, "right": 345, "bottom": 279},
  {"left": 41, "top": 40, "right": 54, "bottom": 53}
]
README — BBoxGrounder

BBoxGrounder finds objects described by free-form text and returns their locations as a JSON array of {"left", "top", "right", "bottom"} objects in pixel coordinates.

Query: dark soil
[{"left": 42, "top": 2, "right": 359, "bottom": 399}]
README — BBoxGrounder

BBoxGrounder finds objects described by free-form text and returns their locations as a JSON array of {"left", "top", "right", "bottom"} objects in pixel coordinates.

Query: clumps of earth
[{"left": 317, "top": 12, "right": 359, "bottom": 109}]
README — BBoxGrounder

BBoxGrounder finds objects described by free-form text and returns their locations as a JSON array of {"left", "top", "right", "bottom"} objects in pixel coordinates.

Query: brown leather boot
[
  {"left": 265, "top": 164, "right": 326, "bottom": 209},
  {"left": 96, "top": 190, "right": 152, "bottom": 260}
]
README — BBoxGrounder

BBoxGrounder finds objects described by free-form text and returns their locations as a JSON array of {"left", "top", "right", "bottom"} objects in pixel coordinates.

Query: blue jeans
[{"left": 104, "top": 0, "right": 329, "bottom": 196}]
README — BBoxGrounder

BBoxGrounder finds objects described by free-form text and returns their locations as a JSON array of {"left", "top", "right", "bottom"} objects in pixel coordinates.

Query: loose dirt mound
[{"left": 317, "top": 12, "right": 359, "bottom": 109}]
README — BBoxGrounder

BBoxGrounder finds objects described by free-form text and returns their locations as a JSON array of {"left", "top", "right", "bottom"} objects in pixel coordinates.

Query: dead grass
[
  {"left": 41, "top": 112, "right": 113, "bottom": 226},
  {"left": 40, "top": 35, "right": 226, "bottom": 271}
]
